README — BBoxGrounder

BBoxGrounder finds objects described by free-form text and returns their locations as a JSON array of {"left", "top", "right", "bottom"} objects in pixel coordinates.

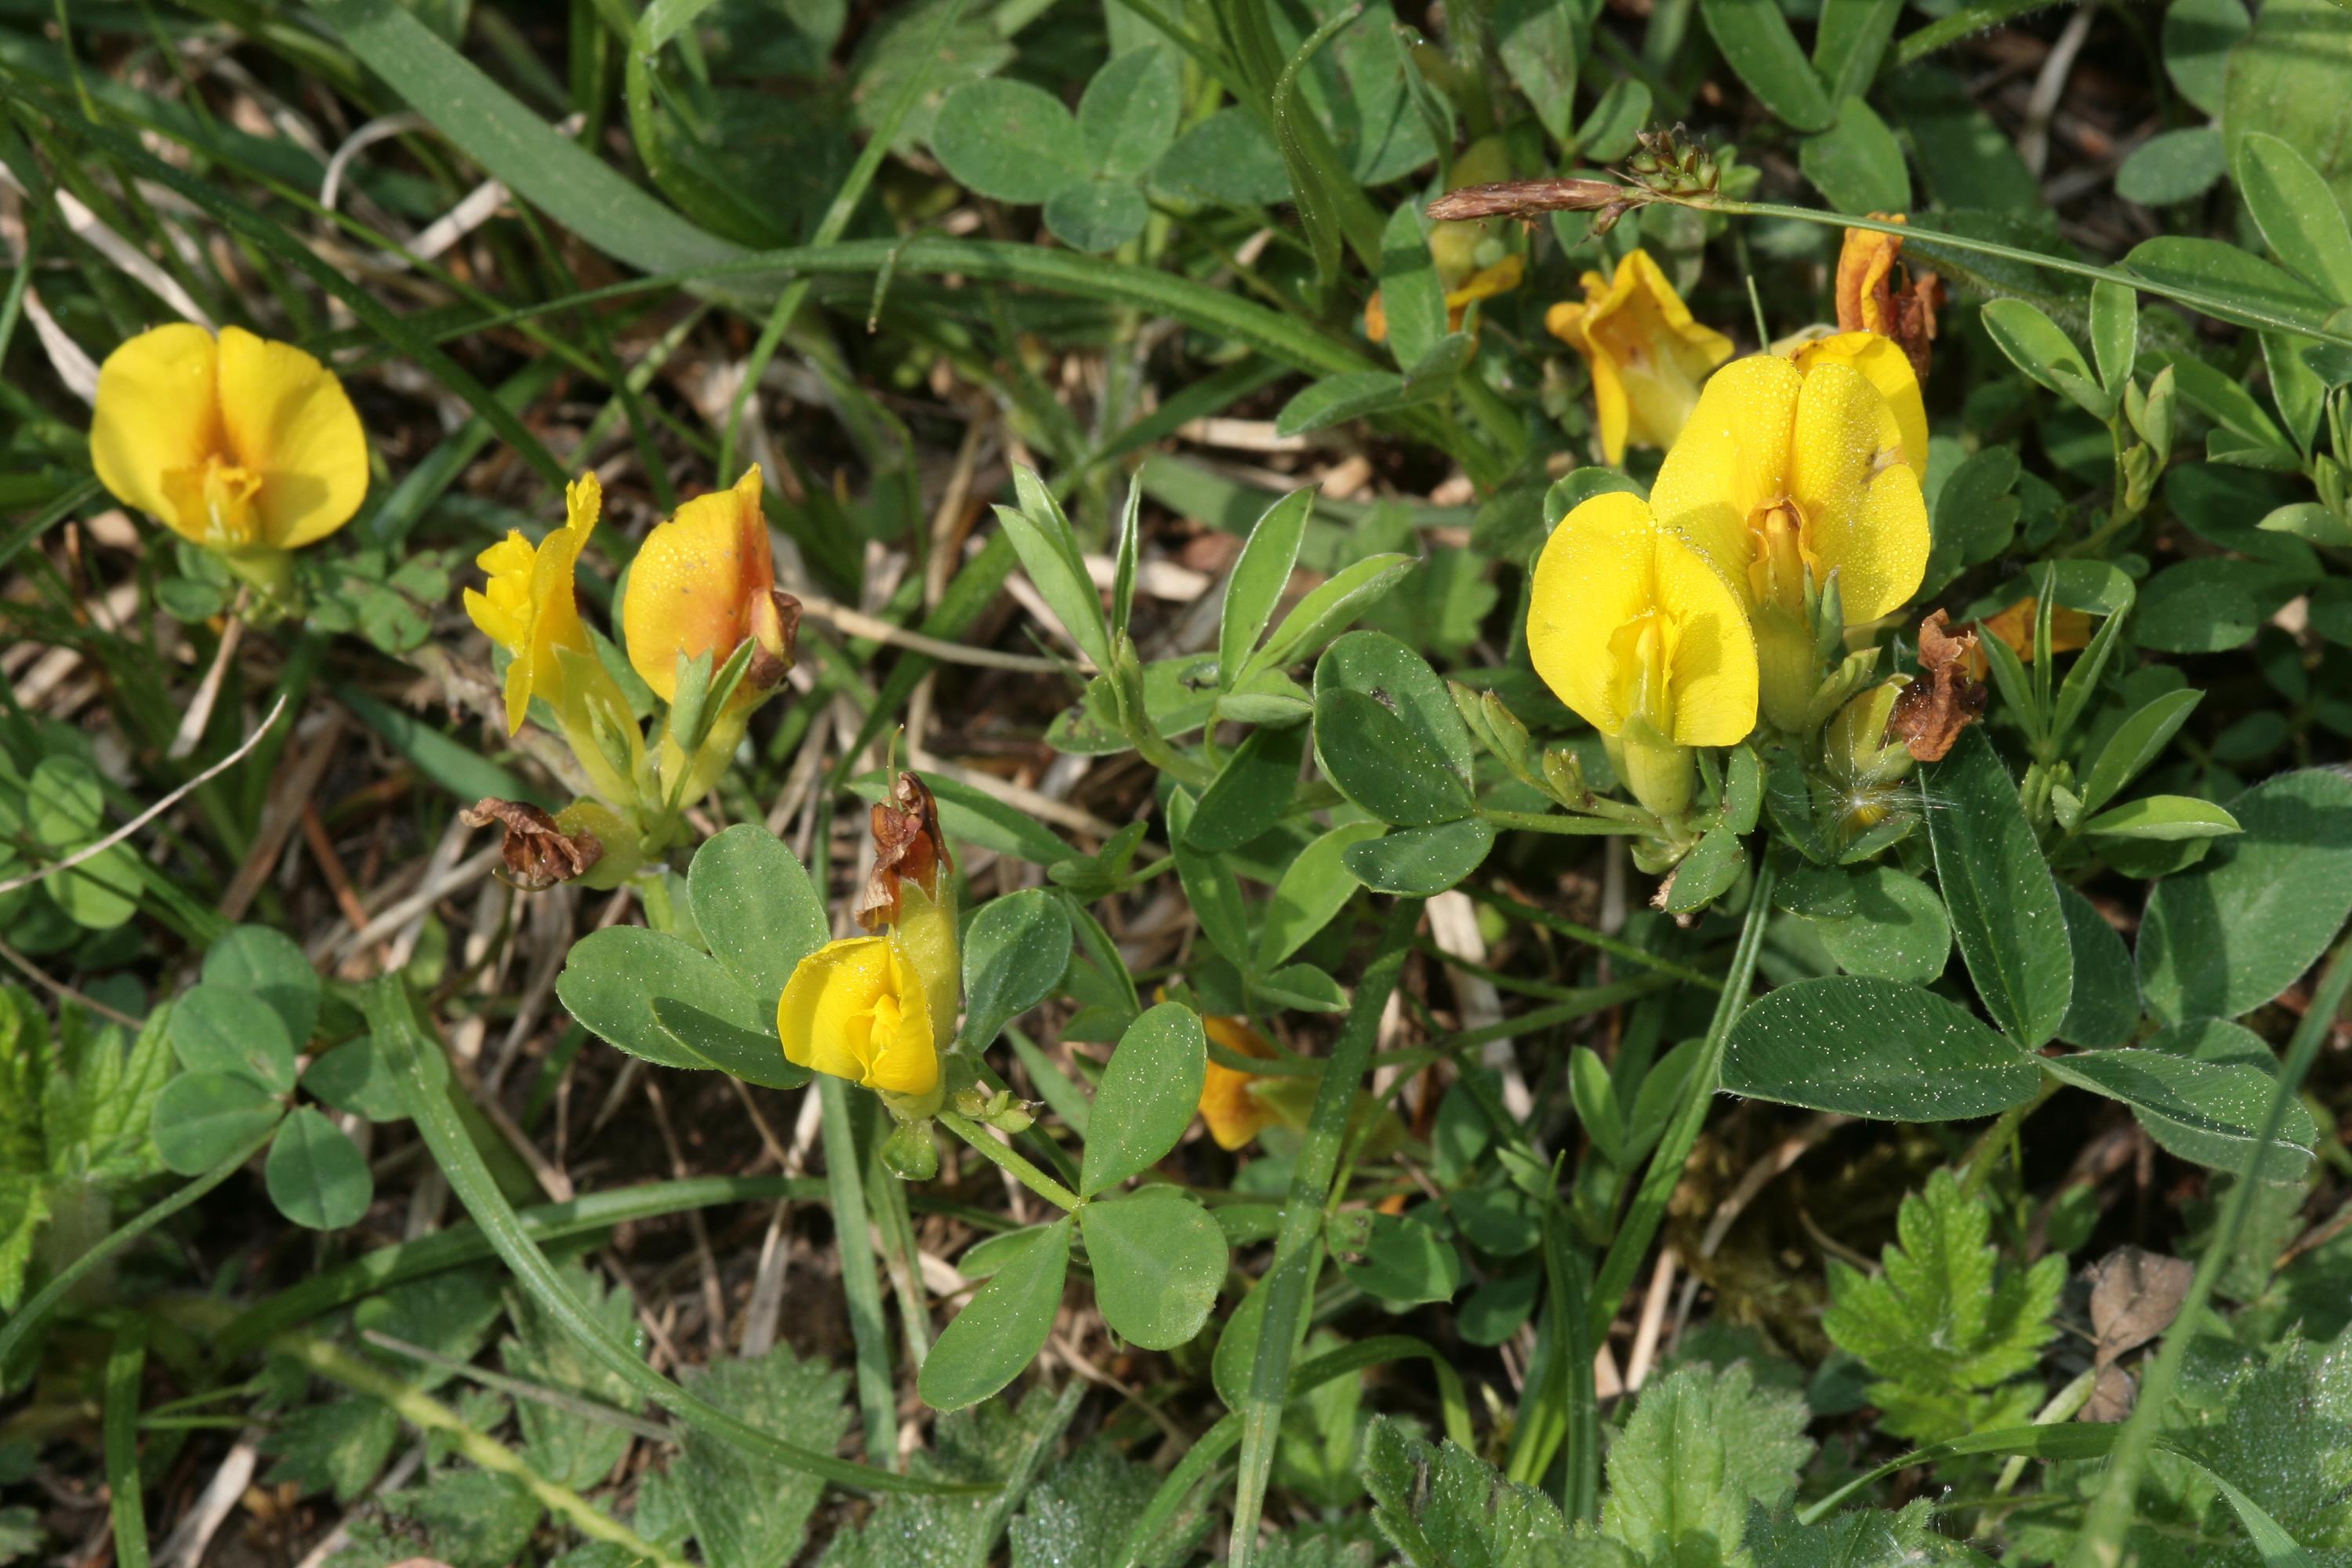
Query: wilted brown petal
[
  {"left": 2088, "top": 1245, "right": 2196, "bottom": 1363},
  {"left": 1425, "top": 179, "right": 1628, "bottom": 223},
  {"left": 855, "top": 771, "right": 953, "bottom": 930},
  {"left": 459, "top": 798, "right": 602, "bottom": 891},
  {"left": 1886, "top": 610, "right": 1987, "bottom": 763},
  {"left": 748, "top": 590, "right": 803, "bottom": 691},
  {"left": 2082, "top": 1361, "right": 2137, "bottom": 1424}
]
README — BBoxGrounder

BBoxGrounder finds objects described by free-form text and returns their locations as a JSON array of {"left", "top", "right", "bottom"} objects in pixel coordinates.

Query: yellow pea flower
[
  {"left": 779, "top": 880, "right": 958, "bottom": 1104},
  {"left": 1527, "top": 491, "right": 1759, "bottom": 819},
  {"left": 1198, "top": 1015, "right": 1279, "bottom": 1151},
  {"left": 91, "top": 323, "right": 367, "bottom": 579},
  {"left": 463, "top": 474, "right": 640, "bottom": 804},
  {"left": 1544, "top": 250, "right": 1734, "bottom": 466},
  {"left": 1785, "top": 330, "right": 1930, "bottom": 481},
  {"left": 621, "top": 466, "right": 795, "bottom": 702},
  {"left": 1649, "top": 352, "right": 1929, "bottom": 733}
]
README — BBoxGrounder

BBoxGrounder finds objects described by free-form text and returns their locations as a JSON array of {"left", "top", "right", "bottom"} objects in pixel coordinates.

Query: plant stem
[
  {"left": 278, "top": 1333, "right": 691, "bottom": 1568},
  {"left": 104, "top": 1324, "right": 150, "bottom": 1568},
  {"left": 936, "top": 1109, "right": 1081, "bottom": 1211},
  {"left": 2070, "top": 929, "right": 2352, "bottom": 1566},
  {"left": 1483, "top": 808, "right": 1648, "bottom": 837},
  {"left": 1958, "top": 1074, "right": 2060, "bottom": 1200},
  {"left": 1587, "top": 855, "right": 1777, "bottom": 1341},
  {"left": 0, "top": 1126, "right": 274, "bottom": 1369},
  {"left": 1894, "top": 0, "right": 2070, "bottom": 66}
]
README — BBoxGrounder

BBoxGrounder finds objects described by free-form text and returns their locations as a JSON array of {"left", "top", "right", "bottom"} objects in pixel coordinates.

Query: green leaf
[
  {"left": 1924, "top": 728, "right": 2074, "bottom": 1048},
  {"left": 375, "top": 1468, "right": 542, "bottom": 1568},
  {"left": 2081, "top": 794, "right": 2242, "bottom": 840},
  {"left": 1343, "top": 818, "right": 1494, "bottom": 895},
  {"left": 169, "top": 984, "right": 296, "bottom": 1094},
  {"left": 996, "top": 472, "right": 1112, "bottom": 671},
  {"left": 1811, "top": 866, "right": 1951, "bottom": 984},
  {"left": 2045, "top": 1049, "right": 2317, "bottom": 1180},
  {"left": 263, "top": 1108, "right": 372, "bottom": 1230},
  {"left": 2117, "top": 126, "right": 2230, "bottom": 206},
  {"left": 501, "top": 1264, "right": 644, "bottom": 1490},
  {"left": 1257, "top": 821, "right": 1383, "bottom": 971},
  {"left": 1080, "top": 45, "right": 1181, "bottom": 180},
  {"left": 557, "top": 927, "right": 804, "bottom": 1089},
  {"left": 1152, "top": 107, "right": 1291, "bottom": 206},
  {"left": 1316, "top": 695, "right": 1472, "bottom": 826},
  {"left": 1661, "top": 829, "right": 1746, "bottom": 916},
  {"left": 2081, "top": 687, "right": 2203, "bottom": 812},
  {"left": 2056, "top": 885, "right": 2140, "bottom": 1051},
  {"left": 1011, "top": 1440, "right": 1209, "bottom": 1568},
  {"left": 2128, "top": 235, "right": 2334, "bottom": 325},
  {"left": 1813, "top": 0, "right": 1903, "bottom": 102},
  {"left": 1185, "top": 724, "right": 1308, "bottom": 853},
  {"left": 919, "top": 1213, "right": 1072, "bottom": 1411},
  {"left": 1167, "top": 791, "right": 1250, "bottom": 967},
  {"left": 1799, "top": 98, "right": 1910, "bottom": 214},
  {"left": 1275, "top": 372, "right": 1418, "bottom": 437},
  {"left": 1982, "top": 299, "right": 2107, "bottom": 416},
  {"left": 1725, "top": 976, "right": 2039, "bottom": 1120},
  {"left": 674, "top": 1343, "right": 852, "bottom": 1567},
  {"left": 1327, "top": 1210, "right": 1464, "bottom": 1306},
  {"left": 261, "top": 1396, "right": 399, "bottom": 1503},
  {"left": 0, "top": 1178, "right": 51, "bottom": 1314},
  {"left": 203, "top": 927, "right": 320, "bottom": 1049},
  {"left": 2165, "top": 0, "right": 2248, "bottom": 117},
  {"left": 301, "top": 1034, "right": 407, "bottom": 1123},
  {"left": 1494, "top": 0, "right": 1584, "bottom": 143},
  {"left": 688, "top": 824, "right": 829, "bottom": 1004},
  {"left": 1044, "top": 179, "right": 1150, "bottom": 253},
  {"left": 1376, "top": 202, "right": 1446, "bottom": 372},
  {"left": 2091, "top": 279, "right": 2139, "bottom": 390},
  {"left": 1820, "top": 1170, "right": 2065, "bottom": 1443},
  {"left": 2238, "top": 132, "right": 2352, "bottom": 303},
  {"left": 1602, "top": 1363, "right": 1814, "bottom": 1563},
  {"left": 1080, "top": 1188, "right": 1225, "bottom": 1348},
  {"left": 1699, "top": 0, "right": 1835, "bottom": 130},
  {"left": 930, "top": 78, "right": 1089, "bottom": 204},
  {"left": 961, "top": 888, "right": 1073, "bottom": 1051},
  {"left": 2221, "top": 0, "right": 2352, "bottom": 217},
  {"left": 1218, "top": 488, "right": 1316, "bottom": 692},
  {"left": 1080, "top": 1001, "right": 1205, "bottom": 1196},
  {"left": 1576, "top": 78, "right": 1650, "bottom": 163},
  {"left": 1363, "top": 1417, "right": 1611, "bottom": 1568},
  {"left": 1243, "top": 554, "right": 1417, "bottom": 681},
  {"left": 307, "top": 0, "right": 742, "bottom": 278},
  {"left": 2139, "top": 768, "right": 2352, "bottom": 1021}
]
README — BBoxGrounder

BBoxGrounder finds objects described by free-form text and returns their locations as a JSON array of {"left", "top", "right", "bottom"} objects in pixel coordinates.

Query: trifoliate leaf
[{"left": 1820, "top": 1169, "right": 2064, "bottom": 1443}]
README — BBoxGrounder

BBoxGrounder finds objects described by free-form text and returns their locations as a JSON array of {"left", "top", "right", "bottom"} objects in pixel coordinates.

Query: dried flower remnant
[
  {"left": 855, "top": 771, "right": 953, "bottom": 931},
  {"left": 1835, "top": 216, "right": 1945, "bottom": 387},
  {"left": 1887, "top": 610, "right": 1987, "bottom": 762},
  {"left": 459, "top": 798, "right": 604, "bottom": 891}
]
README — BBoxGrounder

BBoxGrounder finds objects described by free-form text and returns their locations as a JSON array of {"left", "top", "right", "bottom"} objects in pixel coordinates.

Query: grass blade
[
  {"left": 103, "top": 1323, "right": 150, "bottom": 1568},
  {"left": 1228, "top": 898, "right": 1424, "bottom": 1566}
]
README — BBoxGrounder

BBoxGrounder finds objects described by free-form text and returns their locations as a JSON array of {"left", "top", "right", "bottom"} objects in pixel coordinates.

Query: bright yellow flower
[
  {"left": 1785, "top": 330, "right": 1929, "bottom": 481},
  {"left": 91, "top": 323, "right": 367, "bottom": 556},
  {"left": 1527, "top": 491, "right": 1758, "bottom": 818},
  {"left": 1650, "top": 354, "right": 1929, "bottom": 731},
  {"left": 622, "top": 466, "right": 793, "bottom": 702},
  {"left": 1198, "top": 1015, "right": 1279, "bottom": 1151},
  {"left": 1544, "top": 250, "right": 1734, "bottom": 466},
  {"left": 779, "top": 935, "right": 941, "bottom": 1096},
  {"left": 465, "top": 474, "right": 603, "bottom": 737}
]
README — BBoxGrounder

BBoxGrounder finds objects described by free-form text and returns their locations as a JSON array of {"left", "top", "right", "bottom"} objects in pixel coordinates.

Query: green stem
[
  {"left": 818, "top": 1077, "right": 899, "bottom": 1468},
  {"left": 937, "top": 1109, "right": 1080, "bottom": 1211},
  {"left": 717, "top": 0, "right": 967, "bottom": 478},
  {"left": 365, "top": 977, "right": 980, "bottom": 1497},
  {"left": 1229, "top": 898, "right": 1424, "bottom": 1568},
  {"left": 1678, "top": 198, "right": 2352, "bottom": 354},
  {"left": 1893, "top": 0, "right": 2070, "bottom": 66},
  {"left": 1484, "top": 808, "right": 1649, "bottom": 837},
  {"left": 1958, "top": 1074, "right": 2059, "bottom": 1200},
  {"left": 0, "top": 1126, "right": 273, "bottom": 1369},
  {"left": 1463, "top": 885, "right": 1727, "bottom": 991},
  {"left": 1588, "top": 855, "right": 1777, "bottom": 1341},
  {"left": 279, "top": 1333, "right": 691, "bottom": 1568},
  {"left": 2071, "top": 930, "right": 2352, "bottom": 1566},
  {"left": 104, "top": 1324, "right": 149, "bottom": 1568}
]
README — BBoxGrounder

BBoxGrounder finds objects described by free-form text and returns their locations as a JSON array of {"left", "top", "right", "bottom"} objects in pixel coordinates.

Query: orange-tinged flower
[
  {"left": 1365, "top": 255, "right": 1526, "bottom": 345},
  {"left": 465, "top": 474, "right": 602, "bottom": 736},
  {"left": 622, "top": 466, "right": 794, "bottom": 702},
  {"left": 1833, "top": 216, "right": 1944, "bottom": 387},
  {"left": 1978, "top": 597, "right": 2092, "bottom": 665},
  {"left": 91, "top": 323, "right": 367, "bottom": 555},
  {"left": 1198, "top": 1015, "right": 1279, "bottom": 1151},
  {"left": 1544, "top": 250, "right": 1734, "bottom": 466}
]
